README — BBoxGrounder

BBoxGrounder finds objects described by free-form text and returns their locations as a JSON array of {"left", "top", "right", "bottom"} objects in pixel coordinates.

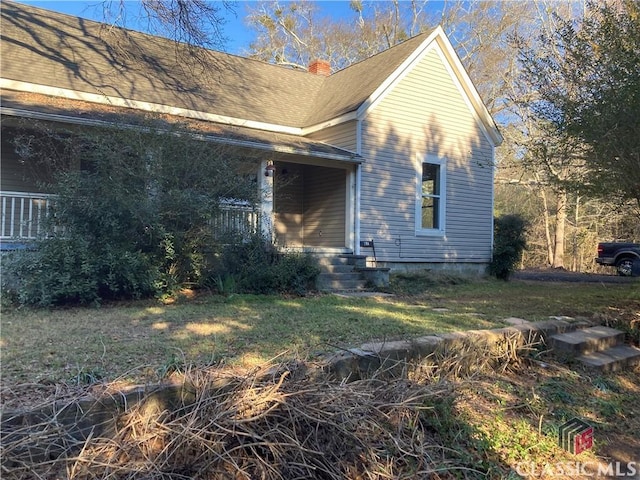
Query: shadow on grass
[{"left": 2, "top": 275, "right": 637, "bottom": 389}]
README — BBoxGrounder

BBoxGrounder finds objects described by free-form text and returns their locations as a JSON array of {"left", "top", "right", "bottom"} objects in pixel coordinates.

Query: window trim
[{"left": 415, "top": 154, "right": 446, "bottom": 236}]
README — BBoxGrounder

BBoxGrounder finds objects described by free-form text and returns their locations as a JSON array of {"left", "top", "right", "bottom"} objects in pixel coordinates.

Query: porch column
[
  {"left": 259, "top": 159, "right": 274, "bottom": 242},
  {"left": 354, "top": 163, "right": 362, "bottom": 255}
]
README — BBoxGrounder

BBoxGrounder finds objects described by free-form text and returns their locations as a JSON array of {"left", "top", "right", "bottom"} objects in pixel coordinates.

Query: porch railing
[
  {"left": 211, "top": 200, "right": 259, "bottom": 240},
  {"left": 1, "top": 191, "right": 55, "bottom": 241},
  {"left": 0, "top": 191, "right": 259, "bottom": 243}
]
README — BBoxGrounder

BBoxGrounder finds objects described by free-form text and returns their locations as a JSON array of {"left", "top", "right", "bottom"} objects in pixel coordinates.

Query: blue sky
[{"left": 19, "top": 1, "right": 366, "bottom": 55}]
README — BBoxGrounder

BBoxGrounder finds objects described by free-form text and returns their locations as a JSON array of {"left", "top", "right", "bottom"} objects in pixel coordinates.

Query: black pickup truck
[{"left": 596, "top": 242, "right": 640, "bottom": 276}]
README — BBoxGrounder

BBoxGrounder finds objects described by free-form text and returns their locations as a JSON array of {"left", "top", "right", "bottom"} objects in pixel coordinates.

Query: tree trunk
[
  {"left": 552, "top": 190, "right": 567, "bottom": 268},
  {"left": 571, "top": 195, "right": 580, "bottom": 271},
  {"left": 539, "top": 188, "right": 554, "bottom": 266}
]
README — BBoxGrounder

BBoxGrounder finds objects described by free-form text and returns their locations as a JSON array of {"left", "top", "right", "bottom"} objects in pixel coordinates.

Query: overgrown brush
[
  {"left": 2, "top": 370, "right": 450, "bottom": 479},
  {"left": 2, "top": 336, "right": 536, "bottom": 480},
  {"left": 215, "top": 235, "right": 320, "bottom": 295},
  {"left": 4, "top": 120, "right": 261, "bottom": 306}
]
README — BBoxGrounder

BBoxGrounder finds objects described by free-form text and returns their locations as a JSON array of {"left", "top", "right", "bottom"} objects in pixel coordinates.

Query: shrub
[
  {"left": 5, "top": 120, "right": 260, "bottom": 305},
  {"left": 216, "top": 234, "right": 320, "bottom": 295},
  {"left": 2, "top": 238, "right": 99, "bottom": 306},
  {"left": 489, "top": 214, "right": 528, "bottom": 280},
  {"left": 3, "top": 237, "right": 159, "bottom": 306},
  {"left": 270, "top": 253, "right": 322, "bottom": 295}
]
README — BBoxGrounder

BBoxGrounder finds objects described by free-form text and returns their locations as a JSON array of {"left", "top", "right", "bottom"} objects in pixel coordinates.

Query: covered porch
[
  {"left": 1, "top": 108, "right": 361, "bottom": 253},
  {"left": 267, "top": 160, "right": 355, "bottom": 252},
  {"left": 0, "top": 190, "right": 260, "bottom": 247},
  {"left": 1, "top": 161, "right": 359, "bottom": 253}
]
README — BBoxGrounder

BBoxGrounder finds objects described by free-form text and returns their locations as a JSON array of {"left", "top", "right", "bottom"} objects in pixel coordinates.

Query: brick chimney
[{"left": 308, "top": 59, "right": 331, "bottom": 76}]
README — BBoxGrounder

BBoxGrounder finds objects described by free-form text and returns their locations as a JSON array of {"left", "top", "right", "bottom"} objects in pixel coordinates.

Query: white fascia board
[
  {"left": 0, "top": 107, "right": 361, "bottom": 163},
  {"left": 355, "top": 26, "right": 503, "bottom": 147},
  {"left": 301, "top": 111, "right": 358, "bottom": 135},
  {"left": 0, "top": 79, "right": 303, "bottom": 136}
]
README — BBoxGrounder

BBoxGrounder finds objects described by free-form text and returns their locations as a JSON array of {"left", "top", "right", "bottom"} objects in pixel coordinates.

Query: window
[{"left": 417, "top": 155, "right": 445, "bottom": 234}]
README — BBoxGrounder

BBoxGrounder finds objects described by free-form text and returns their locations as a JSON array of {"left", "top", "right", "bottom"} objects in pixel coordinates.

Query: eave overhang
[{"left": 0, "top": 102, "right": 362, "bottom": 164}]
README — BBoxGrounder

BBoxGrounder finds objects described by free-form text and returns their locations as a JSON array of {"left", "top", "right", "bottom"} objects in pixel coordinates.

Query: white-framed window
[{"left": 416, "top": 154, "right": 446, "bottom": 235}]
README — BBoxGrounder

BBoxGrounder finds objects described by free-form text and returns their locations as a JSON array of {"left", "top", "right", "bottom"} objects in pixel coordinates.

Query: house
[{"left": 0, "top": 1, "right": 502, "bottom": 277}]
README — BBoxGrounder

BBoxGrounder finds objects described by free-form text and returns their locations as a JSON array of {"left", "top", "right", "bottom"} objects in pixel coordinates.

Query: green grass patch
[{"left": 1, "top": 275, "right": 638, "bottom": 388}]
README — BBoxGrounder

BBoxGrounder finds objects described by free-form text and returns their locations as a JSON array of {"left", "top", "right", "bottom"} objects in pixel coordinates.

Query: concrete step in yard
[
  {"left": 550, "top": 326, "right": 640, "bottom": 372},
  {"left": 315, "top": 255, "right": 368, "bottom": 292},
  {"left": 550, "top": 326, "right": 624, "bottom": 355},
  {"left": 319, "top": 264, "right": 362, "bottom": 274},
  {"left": 577, "top": 345, "right": 640, "bottom": 373},
  {"left": 315, "top": 254, "right": 367, "bottom": 269}
]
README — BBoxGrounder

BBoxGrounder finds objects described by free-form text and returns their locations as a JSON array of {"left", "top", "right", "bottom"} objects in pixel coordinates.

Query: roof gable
[
  {"left": 304, "top": 33, "right": 432, "bottom": 126},
  {"left": 354, "top": 27, "right": 503, "bottom": 146}
]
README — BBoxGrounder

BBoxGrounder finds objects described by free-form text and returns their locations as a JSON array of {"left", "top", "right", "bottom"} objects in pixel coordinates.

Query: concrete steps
[
  {"left": 550, "top": 326, "right": 640, "bottom": 372},
  {"left": 316, "top": 273, "right": 368, "bottom": 291},
  {"left": 315, "top": 254, "right": 389, "bottom": 292},
  {"left": 578, "top": 345, "right": 640, "bottom": 371}
]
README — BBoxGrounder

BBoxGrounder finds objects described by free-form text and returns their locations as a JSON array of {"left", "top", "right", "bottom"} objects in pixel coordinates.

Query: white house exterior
[{"left": 0, "top": 1, "right": 502, "bottom": 273}]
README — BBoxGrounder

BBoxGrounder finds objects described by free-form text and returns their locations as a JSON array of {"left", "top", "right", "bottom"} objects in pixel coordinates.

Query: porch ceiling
[{"left": 1, "top": 90, "right": 363, "bottom": 163}]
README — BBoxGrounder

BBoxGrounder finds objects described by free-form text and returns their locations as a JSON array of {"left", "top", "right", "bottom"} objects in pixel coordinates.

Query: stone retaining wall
[{"left": 323, "top": 317, "right": 593, "bottom": 381}]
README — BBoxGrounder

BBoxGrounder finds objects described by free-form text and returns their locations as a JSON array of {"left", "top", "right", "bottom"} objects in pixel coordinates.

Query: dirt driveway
[{"left": 512, "top": 268, "right": 639, "bottom": 284}]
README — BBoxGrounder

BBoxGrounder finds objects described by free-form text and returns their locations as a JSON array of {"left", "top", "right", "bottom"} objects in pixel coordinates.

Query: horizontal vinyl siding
[
  {"left": 274, "top": 163, "right": 346, "bottom": 248},
  {"left": 306, "top": 121, "right": 357, "bottom": 152},
  {"left": 1, "top": 150, "right": 35, "bottom": 192},
  {"left": 303, "top": 166, "right": 346, "bottom": 247},
  {"left": 274, "top": 163, "right": 305, "bottom": 247},
  {"left": 360, "top": 47, "right": 494, "bottom": 263}
]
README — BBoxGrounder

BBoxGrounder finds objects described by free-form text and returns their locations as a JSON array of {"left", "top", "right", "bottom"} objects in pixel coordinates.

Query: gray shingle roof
[
  {"left": 1, "top": 1, "right": 428, "bottom": 129},
  {"left": 308, "top": 34, "right": 432, "bottom": 124}
]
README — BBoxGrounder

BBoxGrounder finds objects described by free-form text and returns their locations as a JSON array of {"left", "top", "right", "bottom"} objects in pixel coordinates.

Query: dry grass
[
  {"left": 2, "top": 334, "right": 536, "bottom": 480},
  {"left": 3, "top": 367, "right": 457, "bottom": 479},
  {"left": 2, "top": 330, "right": 639, "bottom": 480}
]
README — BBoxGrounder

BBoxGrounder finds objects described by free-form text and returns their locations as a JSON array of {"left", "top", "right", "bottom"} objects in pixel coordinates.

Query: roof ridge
[{"left": 331, "top": 30, "right": 434, "bottom": 76}]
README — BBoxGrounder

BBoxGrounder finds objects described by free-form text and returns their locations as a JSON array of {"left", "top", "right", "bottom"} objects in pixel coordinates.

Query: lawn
[
  {"left": 2, "top": 274, "right": 638, "bottom": 390},
  {"left": 2, "top": 274, "right": 639, "bottom": 479}
]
